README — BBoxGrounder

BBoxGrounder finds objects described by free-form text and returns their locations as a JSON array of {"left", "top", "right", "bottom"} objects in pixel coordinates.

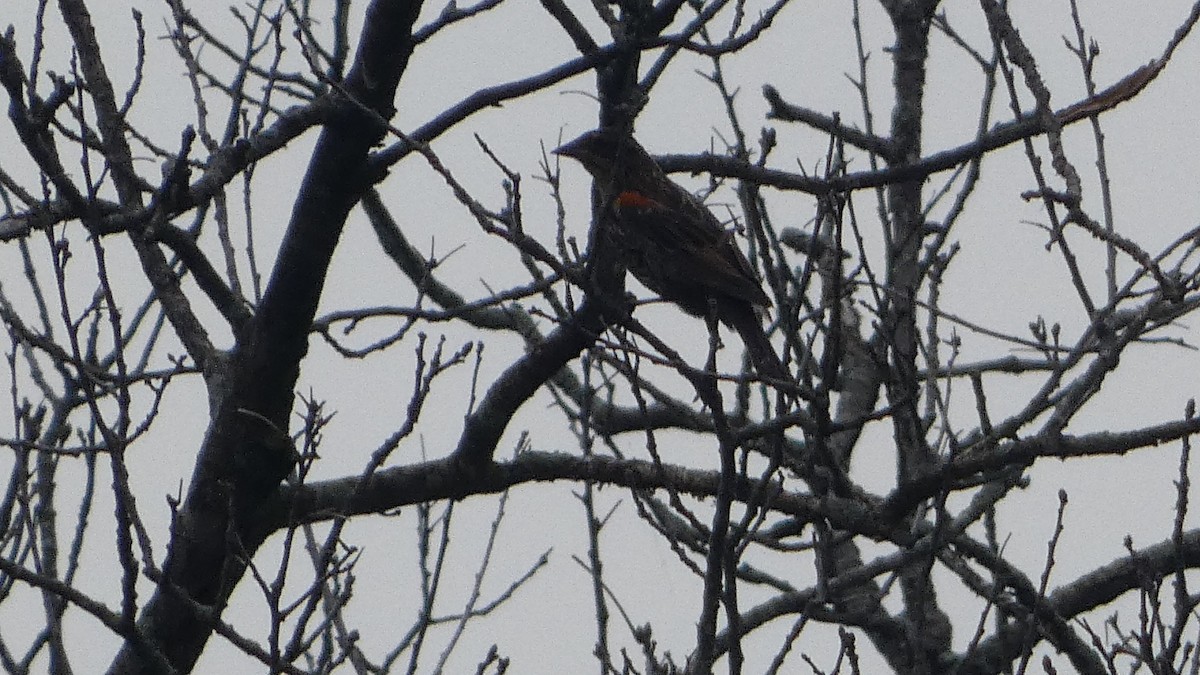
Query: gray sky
[{"left": 3, "top": 1, "right": 1200, "bottom": 672}]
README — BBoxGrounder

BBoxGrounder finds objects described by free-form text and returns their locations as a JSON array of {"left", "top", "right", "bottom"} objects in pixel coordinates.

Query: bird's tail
[{"left": 721, "top": 301, "right": 792, "bottom": 386}]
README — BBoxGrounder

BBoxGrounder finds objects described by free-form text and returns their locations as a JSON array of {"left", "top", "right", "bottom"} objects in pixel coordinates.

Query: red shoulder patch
[{"left": 615, "top": 190, "right": 660, "bottom": 209}]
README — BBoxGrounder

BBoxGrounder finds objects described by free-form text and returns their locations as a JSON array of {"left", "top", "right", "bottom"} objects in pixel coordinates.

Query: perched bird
[{"left": 554, "top": 128, "right": 790, "bottom": 383}]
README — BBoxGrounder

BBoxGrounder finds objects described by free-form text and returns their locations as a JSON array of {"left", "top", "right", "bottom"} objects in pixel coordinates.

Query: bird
[{"left": 554, "top": 128, "right": 791, "bottom": 384}]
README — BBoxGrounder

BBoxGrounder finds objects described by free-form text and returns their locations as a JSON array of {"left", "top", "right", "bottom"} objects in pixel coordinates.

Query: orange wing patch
[{"left": 615, "top": 190, "right": 661, "bottom": 209}]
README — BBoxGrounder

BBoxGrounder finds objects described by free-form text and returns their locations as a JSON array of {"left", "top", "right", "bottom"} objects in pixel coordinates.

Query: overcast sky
[{"left": 3, "top": 1, "right": 1200, "bottom": 672}]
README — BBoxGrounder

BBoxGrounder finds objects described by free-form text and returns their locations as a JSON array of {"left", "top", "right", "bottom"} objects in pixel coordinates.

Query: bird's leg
[{"left": 704, "top": 297, "right": 724, "bottom": 375}]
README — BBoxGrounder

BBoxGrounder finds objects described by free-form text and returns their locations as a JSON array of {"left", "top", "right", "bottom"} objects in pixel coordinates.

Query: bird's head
[{"left": 554, "top": 128, "right": 659, "bottom": 186}]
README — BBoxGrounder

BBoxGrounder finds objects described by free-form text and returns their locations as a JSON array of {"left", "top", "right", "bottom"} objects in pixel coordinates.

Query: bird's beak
[{"left": 552, "top": 138, "right": 581, "bottom": 159}]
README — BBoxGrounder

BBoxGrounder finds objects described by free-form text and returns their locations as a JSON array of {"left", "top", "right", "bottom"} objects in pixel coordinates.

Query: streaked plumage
[{"left": 555, "top": 129, "right": 789, "bottom": 382}]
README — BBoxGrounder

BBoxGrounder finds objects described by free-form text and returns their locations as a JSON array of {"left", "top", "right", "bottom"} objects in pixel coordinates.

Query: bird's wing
[{"left": 613, "top": 190, "right": 771, "bottom": 308}]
